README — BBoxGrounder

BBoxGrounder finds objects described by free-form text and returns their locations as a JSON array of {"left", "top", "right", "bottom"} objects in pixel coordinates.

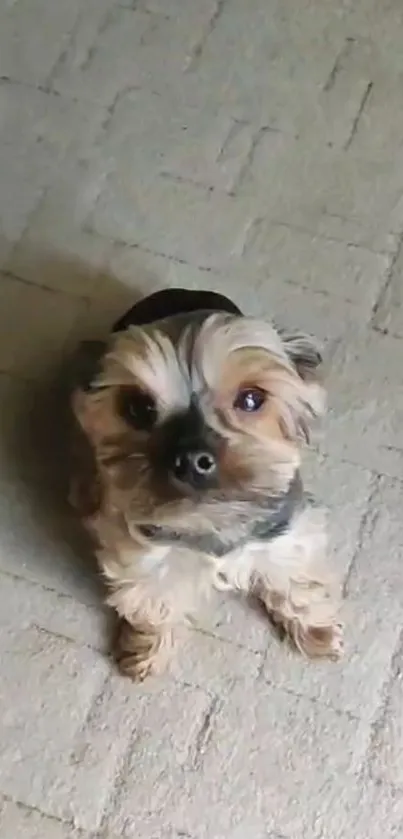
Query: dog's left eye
[
  {"left": 234, "top": 387, "right": 266, "bottom": 412},
  {"left": 118, "top": 387, "right": 157, "bottom": 430}
]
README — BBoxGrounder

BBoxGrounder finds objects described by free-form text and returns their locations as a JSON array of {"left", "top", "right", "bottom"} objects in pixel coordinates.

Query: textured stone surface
[
  {"left": 347, "top": 476, "right": 403, "bottom": 618},
  {"left": 0, "top": 571, "right": 109, "bottom": 652},
  {"left": 0, "top": 0, "right": 83, "bottom": 85},
  {"left": 1, "top": 0, "right": 403, "bottom": 837},
  {"left": 52, "top": 4, "right": 219, "bottom": 106},
  {"left": 159, "top": 680, "right": 370, "bottom": 839},
  {"left": 7, "top": 180, "right": 113, "bottom": 298},
  {"left": 0, "top": 799, "right": 86, "bottom": 839},
  {"left": 0, "top": 80, "right": 106, "bottom": 267},
  {"left": 102, "top": 682, "right": 215, "bottom": 837},
  {"left": 0, "top": 626, "right": 110, "bottom": 827},
  {"left": 240, "top": 220, "right": 391, "bottom": 310},
  {"left": 323, "top": 330, "right": 403, "bottom": 478},
  {"left": 91, "top": 177, "right": 253, "bottom": 269},
  {"left": 0, "top": 274, "right": 86, "bottom": 378},
  {"left": 370, "top": 640, "right": 403, "bottom": 789},
  {"left": 0, "top": 373, "right": 101, "bottom": 601}
]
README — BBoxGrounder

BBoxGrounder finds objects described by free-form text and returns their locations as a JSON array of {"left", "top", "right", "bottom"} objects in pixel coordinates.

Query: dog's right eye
[
  {"left": 234, "top": 387, "right": 266, "bottom": 413},
  {"left": 118, "top": 387, "right": 157, "bottom": 431}
]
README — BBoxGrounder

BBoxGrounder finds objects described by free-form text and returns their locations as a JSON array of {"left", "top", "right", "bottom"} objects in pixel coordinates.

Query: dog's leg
[
  {"left": 102, "top": 538, "right": 215, "bottom": 680},
  {"left": 114, "top": 614, "right": 174, "bottom": 681},
  {"left": 247, "top": 507, "right": 343, "bottom": 660},
  {"left": 259, "top": 581, "right": 343, "bottom": 660},
  {"left": 105, "top": 580, "right": 175, "bottom": 681}
]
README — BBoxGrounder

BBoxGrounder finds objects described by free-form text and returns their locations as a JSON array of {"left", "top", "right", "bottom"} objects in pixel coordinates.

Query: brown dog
[{"left": 70, "top": 288, "right": 342, "bottom": 680}]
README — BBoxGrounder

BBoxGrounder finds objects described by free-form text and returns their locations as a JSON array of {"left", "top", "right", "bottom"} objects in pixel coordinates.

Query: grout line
[
  {"left": 0, "top": 73, "right": 91, "bottom": 108},
  {"left": 159, "top": 170, "right": 214, "bottom": 193},
  {"left": 344, "top": 81, "right": 374, "bottom": 151},
  {"left": 188, "top": 695, "right": 222, "bottom": 770},
  {"left": 31, "top": 622, "right": 108, "bottom": 655},
  {"left": 268, "top": 217, "right": 397, "bottom": 256},
  {"left": 371, "top": 231, "right": 403, "bottom": 328},
  {"left": 0, "top": 74, "right": 59, "bottom": 97},
  {"left": 1, "top": 268, "right": 90, "bottom": 302},
  {"left": 0, "top": 793, "right": 91, "bottom": 836},
  {"left": 342, "top": 472, "right": 382, "bottom": 597},
  {"left": 45, "top": 6, "right": 118, "bottom": 89},
  {"left": 323, "top": 37, "right": 356, "bottom": 92},
  {"left": 260, "top": 673, "right": 363, "bottom": 722},
  {"left": 357, "top": 627, "right": 403, "bottom": 785},
  {"left": 231, "top": 125, "right": 279, "bottom": 194},
  {"left": 184, "top": 0, "right": 227, "bottom": 72},
  {"left": 0, "top": 566, "right": 100, "bottom": 607}
]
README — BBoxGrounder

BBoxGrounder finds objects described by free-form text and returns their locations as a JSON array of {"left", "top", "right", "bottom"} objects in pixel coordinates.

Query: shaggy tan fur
[{"left": 70, "top": 310, "right": 342, "bottom": 680}]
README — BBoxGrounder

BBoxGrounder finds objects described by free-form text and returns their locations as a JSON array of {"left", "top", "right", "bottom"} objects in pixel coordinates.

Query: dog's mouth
[
  {"left": 136, "top": 523, "right": 234, "bottom": 557},
  {"left": 135, "top": 471, "right": 305, "bottom": 557}
]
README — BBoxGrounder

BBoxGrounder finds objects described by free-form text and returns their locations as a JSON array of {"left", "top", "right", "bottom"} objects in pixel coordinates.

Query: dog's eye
[
  {"left": 118, "top": 387, "right": 157, "bottom": 431},
  {"left": 234, "top": 387, "right": 266, "bottom": 413}
]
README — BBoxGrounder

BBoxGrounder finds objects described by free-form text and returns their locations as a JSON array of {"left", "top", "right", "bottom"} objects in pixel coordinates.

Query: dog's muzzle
[{"left": 154, "top": 399, "right": 220, "bottom": 492}]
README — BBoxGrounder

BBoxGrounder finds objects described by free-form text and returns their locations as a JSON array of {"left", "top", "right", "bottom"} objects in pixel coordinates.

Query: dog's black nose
[{"left": 172, "top": 449, "right": 217, "bottom": 488}]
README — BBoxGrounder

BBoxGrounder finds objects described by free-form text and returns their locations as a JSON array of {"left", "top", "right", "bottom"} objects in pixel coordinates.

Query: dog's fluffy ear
[
  {"left": 281, "top": 332, "right": 325, "bottom": 428},
  {"left": 281, "top": 333, "right": 322, "bottom": 381}
]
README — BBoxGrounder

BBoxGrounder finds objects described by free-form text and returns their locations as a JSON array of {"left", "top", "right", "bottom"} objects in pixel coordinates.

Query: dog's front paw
[
  {"left": 292, "top": 620, "right": 344, "bottom": 661},
  {"left": 114, "top": 619, "right": 172, "bottom": 682}
]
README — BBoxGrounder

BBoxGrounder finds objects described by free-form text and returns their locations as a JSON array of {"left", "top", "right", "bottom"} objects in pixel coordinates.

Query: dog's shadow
[{"left": 1, "top": 249, "right": 160, "bottom": 624}]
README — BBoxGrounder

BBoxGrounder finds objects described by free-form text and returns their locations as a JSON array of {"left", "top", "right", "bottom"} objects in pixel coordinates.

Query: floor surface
[{"left": 1, "top": 1, "right": 403, "bottom": 837}]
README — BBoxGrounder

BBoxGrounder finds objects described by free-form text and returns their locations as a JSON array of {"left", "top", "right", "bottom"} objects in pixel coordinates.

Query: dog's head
[{"left": 72, "top": 312, "right": 324, "bottom": 526}]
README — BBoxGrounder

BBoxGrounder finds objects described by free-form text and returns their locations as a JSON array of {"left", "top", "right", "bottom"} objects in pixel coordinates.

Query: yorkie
[{"left": 70, "top": 288, "right": 343, "bottom": 680}]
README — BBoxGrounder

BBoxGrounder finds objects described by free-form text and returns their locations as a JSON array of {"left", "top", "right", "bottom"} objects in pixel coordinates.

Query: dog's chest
[{"left": 137, "top": 537, "right": 272, "bottom": 595}]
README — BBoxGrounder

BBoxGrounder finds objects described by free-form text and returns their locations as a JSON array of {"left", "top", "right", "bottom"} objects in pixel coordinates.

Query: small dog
[{"left": 70, "top": 288, "right": 343, "bottom": 680}]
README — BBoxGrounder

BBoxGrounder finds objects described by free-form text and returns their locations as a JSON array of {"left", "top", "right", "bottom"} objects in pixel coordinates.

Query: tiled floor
[{"left": 1, "top": 1, "right": 403, "bottom": 837}]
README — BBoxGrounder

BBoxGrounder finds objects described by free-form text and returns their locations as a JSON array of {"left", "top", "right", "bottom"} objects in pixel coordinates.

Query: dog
[{"left": 69, "top": 288, "right": 343, "bottom": 680}]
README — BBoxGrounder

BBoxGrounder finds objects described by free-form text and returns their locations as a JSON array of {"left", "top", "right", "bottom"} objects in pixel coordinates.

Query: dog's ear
[
  {"left": 280, "top": 332, "right": 325, "bottom": 430},
  {"left": 281, "top": 332, "right": 322, "bottom": 382}
]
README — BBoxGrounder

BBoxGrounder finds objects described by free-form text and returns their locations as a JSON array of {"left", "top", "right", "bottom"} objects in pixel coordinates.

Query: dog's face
[{"left": 73, "top": 313, "right": 324, "bottom": 524}]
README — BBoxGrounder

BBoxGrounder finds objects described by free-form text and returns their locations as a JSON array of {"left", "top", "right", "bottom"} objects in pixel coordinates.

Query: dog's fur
[{"left": 70, "top": 289, "right": 343, "bottom": 680}]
